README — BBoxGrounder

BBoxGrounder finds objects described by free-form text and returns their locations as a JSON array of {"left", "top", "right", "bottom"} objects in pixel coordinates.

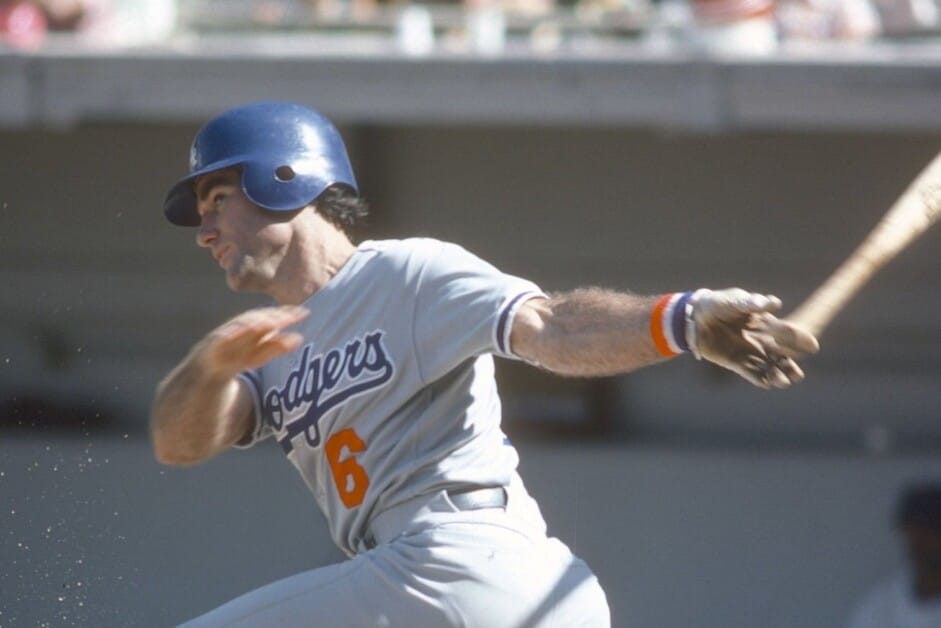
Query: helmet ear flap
[{"left": 240, "top": 160, "right": 322, "bottom": 212}]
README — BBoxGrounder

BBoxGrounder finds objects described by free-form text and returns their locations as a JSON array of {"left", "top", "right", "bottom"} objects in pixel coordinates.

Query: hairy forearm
[
  {"left": 149, "top": 306, "right": 307, "bottom": 465},
  {"left": 514, "top": 288, "right": 668, "bottom": 377},
  {"left": 150, "top": 352, "right": 244, "bottom": 466}
]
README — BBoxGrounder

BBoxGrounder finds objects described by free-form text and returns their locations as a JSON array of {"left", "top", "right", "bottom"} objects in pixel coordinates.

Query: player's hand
[
  {"left": 195, "top": 305, "right": 309, "bottom": 378},
  {"left": 690, "top": 288, "right": 819, "bottom": 389}
]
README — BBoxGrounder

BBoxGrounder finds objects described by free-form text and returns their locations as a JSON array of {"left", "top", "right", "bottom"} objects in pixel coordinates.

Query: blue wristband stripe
[
  {"left": 671, "top": 292, "right": 693, "bottom": 353},
  {"left": 652, "top": 291, "right": 693, "bottom": 357}
]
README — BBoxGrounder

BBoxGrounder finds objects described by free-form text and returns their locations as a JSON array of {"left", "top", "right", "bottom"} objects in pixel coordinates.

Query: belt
[
  {"left": 447, "top": 486, "right": 508, "bottom": 510},
  {"left": 362, "top": 486, "right": 507, "bottom": 551}
]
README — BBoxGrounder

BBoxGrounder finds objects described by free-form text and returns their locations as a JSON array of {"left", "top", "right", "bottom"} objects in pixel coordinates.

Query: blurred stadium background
[{"left": 2, "top": 0, "right": 941, "bottom": 626}]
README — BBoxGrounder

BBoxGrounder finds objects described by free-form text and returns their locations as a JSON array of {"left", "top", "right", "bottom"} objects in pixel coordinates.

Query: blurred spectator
[
  {"left": 0, "top": 0, "right": 47, "bottom": 49},
  {"left": 688, "top": 0, "right": 778, "bottom": 53},
  {"left": 36, "top": 0, "right": 87, "bottom": 30},
  {"left": 76, "top": 0, "right": 177, "bottom": 46},
  {"left": 304, "top": 0, "right": 380, "bottom": 22},
  {"left": 1, "top": 0, "right": 178, "bottom": 48},
  {"left": 776, "top": 0, "right": 880, "bottom": 41},
  {"left": 871, "top": 0, "right": 940, "bottom": 35},
  {"left": 0, "top": 0, "right": 86, "bottom": 49},
  {"left": 847, "top": 483, "right": 941, "bottom": 628}
]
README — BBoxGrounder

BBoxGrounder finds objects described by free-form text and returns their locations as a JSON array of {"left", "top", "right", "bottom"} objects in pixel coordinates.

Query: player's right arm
[
  {"left": 150, "top": 305, "right": 308, "bottom": 466},
  {"left": 510, "top": 288, "right": 818, "bottom": 389}
]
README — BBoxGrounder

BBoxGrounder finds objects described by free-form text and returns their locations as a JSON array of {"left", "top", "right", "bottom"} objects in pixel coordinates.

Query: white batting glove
[{"left": 688, "top": 288, "right": 820, "bottom": 389}]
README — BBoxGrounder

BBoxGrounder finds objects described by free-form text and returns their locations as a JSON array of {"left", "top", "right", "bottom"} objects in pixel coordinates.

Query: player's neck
[{"left": 268, "top": 222, "right": 357, "bottom": 306}]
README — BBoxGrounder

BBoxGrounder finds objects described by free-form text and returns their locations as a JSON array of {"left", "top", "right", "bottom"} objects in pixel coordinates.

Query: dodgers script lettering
[{"left": 262, "top": 331, "right": 394, "bottom": 454}]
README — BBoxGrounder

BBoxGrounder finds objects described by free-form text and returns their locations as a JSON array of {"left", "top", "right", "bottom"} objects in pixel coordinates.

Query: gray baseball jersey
[{"left": 237, "top": 238, "right": 544, "bottom": 557}]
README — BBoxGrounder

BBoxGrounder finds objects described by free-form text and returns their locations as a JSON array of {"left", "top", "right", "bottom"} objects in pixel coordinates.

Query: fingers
[
  {"left": 241, "top": 331, "right": 305, "bottom": 371},
  {"left": 725, "top": 289, "right": 782, "bottom": 315},
  {"left": 694, "top": 288, "right": 782, "bottom": 326},
  {"left": 736, "top": 355, "right": 772, "bottom": 389},
  {"left": 694, "top": 290, "right": 819, "bottom": 390},
  {"left": 733, "top": 352, "right": 803, "bottom": 390},
  {"left": 204, "top": 305, "right": 309, "bottom": 373},
  {"left": 691, "top": 288, "right": 781, "bottom": 335},
  {"left": 700, "top": 324, "right": 807, "bottom": 390},
  {"left": 748, "top": 313, "right": 820, "bottom": 357},
  {"left": 217, "top": 305, "right": 309, "bottom": 339},
  {"left": 731, "top": 332, "right": 805, "bottom": 389}
]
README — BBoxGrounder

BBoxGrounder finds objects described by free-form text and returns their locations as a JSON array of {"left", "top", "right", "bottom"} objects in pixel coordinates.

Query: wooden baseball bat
[{"left": 787, "top": 151, "right": 941, "bottom": 337}]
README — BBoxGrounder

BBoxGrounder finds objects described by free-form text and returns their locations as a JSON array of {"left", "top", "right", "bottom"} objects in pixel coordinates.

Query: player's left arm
[{"left": 509, "top": 287, "right": 819, "bottom": 389}]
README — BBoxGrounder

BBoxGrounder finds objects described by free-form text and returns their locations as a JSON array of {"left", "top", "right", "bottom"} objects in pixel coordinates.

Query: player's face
[{"left": 194, "top": 169, "right": 296, "bottom": 294}]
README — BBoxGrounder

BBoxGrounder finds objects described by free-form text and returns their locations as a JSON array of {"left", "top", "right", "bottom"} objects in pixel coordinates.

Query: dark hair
[
  {"left": 896, "top": 483, "right": 941, "bottom": 532},
  {"left": 314, "top": 184, "right": 369, "bottom": 237}
]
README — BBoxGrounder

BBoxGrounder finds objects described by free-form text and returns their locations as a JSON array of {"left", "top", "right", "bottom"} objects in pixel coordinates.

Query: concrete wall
[{"left": 1, "top": 122, "right": 940, "bottom": 627}]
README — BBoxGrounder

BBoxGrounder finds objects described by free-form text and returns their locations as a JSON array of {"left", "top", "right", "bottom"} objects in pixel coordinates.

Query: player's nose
[{"left": 196, "top": 219, "right": 218, "bottom": 248}]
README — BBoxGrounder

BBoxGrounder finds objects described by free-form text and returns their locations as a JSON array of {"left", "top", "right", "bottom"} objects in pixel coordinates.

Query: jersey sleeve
[
  {"left": 233, "top": 369, "right": 274, "bottom": 449},
  {"left": 412, "top": 240, "right": 544, "bottom": 383}
]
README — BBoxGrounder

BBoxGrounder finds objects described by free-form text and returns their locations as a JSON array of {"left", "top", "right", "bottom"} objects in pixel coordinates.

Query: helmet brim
[{"left": 162, "top": 156, "right": 246, "bottom": 227}]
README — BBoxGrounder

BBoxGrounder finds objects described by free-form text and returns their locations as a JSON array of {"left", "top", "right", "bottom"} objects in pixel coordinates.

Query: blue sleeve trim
[
  {"left": 235, "top": 370, "right": 265, "bottom": 447},
  {"left": 496, "top": 291, "right": 541, "bottom": 355}
]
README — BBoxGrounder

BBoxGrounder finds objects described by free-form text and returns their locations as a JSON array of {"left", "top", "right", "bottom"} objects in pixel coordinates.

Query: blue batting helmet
[{"left": 163, "top": 101, "right": 358, "bottom": 227}]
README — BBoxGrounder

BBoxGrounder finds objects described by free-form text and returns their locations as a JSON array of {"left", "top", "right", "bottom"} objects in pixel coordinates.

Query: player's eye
[{"left": 211, "top": 192, "right": 228, "bottom": 208}]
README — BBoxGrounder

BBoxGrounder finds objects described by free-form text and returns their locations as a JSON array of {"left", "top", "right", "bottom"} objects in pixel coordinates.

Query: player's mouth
[{"left": 213, "top": 246, "right": 232, "bottom": 268}]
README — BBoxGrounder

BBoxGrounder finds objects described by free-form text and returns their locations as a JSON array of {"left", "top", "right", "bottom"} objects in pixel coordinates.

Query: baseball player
[{"left": 151, "top": 101, "right": 819, "bottom": 627}]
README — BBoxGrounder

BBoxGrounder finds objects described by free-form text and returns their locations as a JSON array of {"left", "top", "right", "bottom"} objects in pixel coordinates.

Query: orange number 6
[{"left": 325, "top": 428, "right": 370, "bottom": 508}]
